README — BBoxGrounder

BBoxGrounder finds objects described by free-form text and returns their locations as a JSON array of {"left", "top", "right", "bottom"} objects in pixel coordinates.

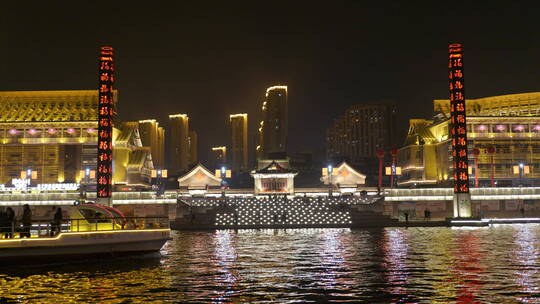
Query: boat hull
[{"left": 0, "top": 229, "right": 170, "bottom": 263}]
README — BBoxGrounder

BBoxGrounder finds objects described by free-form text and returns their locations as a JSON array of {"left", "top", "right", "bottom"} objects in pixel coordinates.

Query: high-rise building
[
  {"left": 169, "top": 114, "right": 190, "bottom": 174},
  {"left": 327, "top": 102, "right": 397, "bottom": 161},
  {"left": 259, "top": 86, "right": 288, "bottom": 158},
  {"left": 211, "top": 146, "right": 227, "bottom": 169},
  {"left": 188, "top": 130, "right": 198, "bottom": 166},
  {"left": 230, "top": 114, "right": 248, "bottom": 173},
  {"left": 138, "top": 119, "right": 165, "bottom": 168}
]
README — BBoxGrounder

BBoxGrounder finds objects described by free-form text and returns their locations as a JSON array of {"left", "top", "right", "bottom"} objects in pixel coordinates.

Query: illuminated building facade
[
  {"left": 398, "top": 92, "right": 540, "bottom": 187},
  {"left": 230, "top": 114, "right": 248, "bottom": 173},
  {"left": 0, "top": 90, "right": 154, "bottom": 187},
  {"left": 169, "top": 114, "right": 189, "bottom": 174},
  {"left": 138, "top": 119, "right": 165, "bottom": 169},
  {"left": 326, "top": 102, "right": 397, "bottom": 182},
  {"left": 259, "top": 86, "right": 288, "bottom": 158}
]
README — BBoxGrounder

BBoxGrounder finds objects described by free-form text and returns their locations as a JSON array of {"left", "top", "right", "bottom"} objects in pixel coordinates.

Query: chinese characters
[
  {"left": 97, "top": 46, "right": 114, "bottom": 198},
  {"left": 449, "top": 43, "right": 470, "bottom": 193}
]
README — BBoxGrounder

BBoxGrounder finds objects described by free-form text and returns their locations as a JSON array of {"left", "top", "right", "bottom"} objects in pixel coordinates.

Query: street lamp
[
  {"left": 513, "top": 163, "right": 529, "bottom": 187},
  {"left": 327, "top": 165, "right": 333, "bottom": 196},
  {"left": 79, "top": 168, "right": 96, "bottom": 201},
  {"left": 20, "top": 169, "right": 37, "bottom": 180},
  {"left": 385, "top": 165, "right": 402, "bottom": 188},
  {"left": 215, "top": 167, "right": 231, "bottom": 197},
  {"left": 151, "top": 168, "right": 168, "bottom": 196}
]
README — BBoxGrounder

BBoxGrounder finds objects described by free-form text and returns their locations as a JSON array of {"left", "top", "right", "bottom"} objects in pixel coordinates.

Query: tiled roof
[{"left": 0, "top": 90, "right": 117, "bottom": 122}]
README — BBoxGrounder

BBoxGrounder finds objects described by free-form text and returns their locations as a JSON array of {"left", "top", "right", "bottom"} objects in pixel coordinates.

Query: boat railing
[{"left": 0, "top": 216, "right": 169, "bottom": 239}]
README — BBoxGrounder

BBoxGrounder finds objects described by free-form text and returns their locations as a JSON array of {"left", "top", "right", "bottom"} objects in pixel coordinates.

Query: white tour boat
[{"left": 0, "top": 203, "right": 171, "bottom": 263}]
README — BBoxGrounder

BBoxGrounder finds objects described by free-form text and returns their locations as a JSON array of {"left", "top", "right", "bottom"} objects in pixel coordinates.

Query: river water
[{"left": 2, "top": 225, "right": 540, "bottom": 303}]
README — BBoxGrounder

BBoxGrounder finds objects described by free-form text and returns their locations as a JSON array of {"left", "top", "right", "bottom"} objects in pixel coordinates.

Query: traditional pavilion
[
  {"left": 320, "top": 161, "right": 366, "bottom": 192},
  {"left": 177, "top": 163, "right": 222, "bottom": 194},
  {"left": 251, "top": 160, "right": 298, "bottom": 195}
]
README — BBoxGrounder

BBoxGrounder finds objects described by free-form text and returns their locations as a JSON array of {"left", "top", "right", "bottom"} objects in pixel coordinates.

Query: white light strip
[
  {"left": 0, "top": 199, "right": 177, "bottom": 206},
  {"left": 450, "top": 220, "right": 488, "bottom": 224},
  {"left": 386, "top": 194, "right": 540, "bottom": 201},
  {"left": 385, "top": 196, "right": 453, "bottom": 201},
  {"left": 491, "top": 218, "right": 540, "bottom": 222}
]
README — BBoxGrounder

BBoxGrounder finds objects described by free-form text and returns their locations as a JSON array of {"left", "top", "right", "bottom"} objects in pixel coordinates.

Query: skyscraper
[
  {"left": 139, "top": 119, "right": 165, "bottom": 168},
  {"left": 230, "top": 114, "right": 248, "bottom": 173},
  {"left": 169, "top": 114, "right": 189, "bottom": 174},
  {"left": 326, "top": 102, "right": 397, "bottom": 180},
  {"left": 260, "top": 86, "right": 288, "bottom": 159}
]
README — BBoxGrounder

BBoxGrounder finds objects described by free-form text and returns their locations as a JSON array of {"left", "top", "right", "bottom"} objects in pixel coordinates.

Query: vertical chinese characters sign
[
  {"left": 449, "top": 43, "right": 469, "bottom": 193},
  {"left": 97, "top": 46, "right": 114, "bottom": 199}
]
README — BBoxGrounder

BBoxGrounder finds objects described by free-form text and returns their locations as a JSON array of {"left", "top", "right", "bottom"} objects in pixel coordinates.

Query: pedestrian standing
[
  {"left": 21, "top": 204, "right": 32, "bottom": 238},
  {"left": 5, "top": 207, "right": 15, "bottom": 238},
  {"left": 51, "top": 207, "right": 63, "bottom": 236}
]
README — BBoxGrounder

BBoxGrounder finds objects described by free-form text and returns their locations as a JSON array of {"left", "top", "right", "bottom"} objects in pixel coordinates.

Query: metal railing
[{"left": 0, "top": 216, "right": 169, "bottom": 239}]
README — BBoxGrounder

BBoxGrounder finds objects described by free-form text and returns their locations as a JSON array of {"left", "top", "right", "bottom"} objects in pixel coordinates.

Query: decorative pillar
[
  {"left": 376, "top": 149, "right": 385, "bottom": 194},
  {"left": 449, "top": 43, "right": 472, "bottom": 217},
  {"left": 96, "top": 46, "right": 115, "bottom": 206},
  {"left": 487, "top": 146, "right": 496, "bottom": 187},
  {"left": 472, "top": 148, "right": 480, "bottom": 188},
  {"left": 390, "top": 148, "right": 398, "bottom": 188}
]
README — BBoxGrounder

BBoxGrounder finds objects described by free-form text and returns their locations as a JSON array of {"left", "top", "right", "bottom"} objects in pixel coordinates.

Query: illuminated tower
[
  {"left": 230, "top": 114, "right": 248, "bottom": 173},
  {"left": 261, "top": 85, "right": 288, "bottom": 158},
  {"left": 169, "top": 114, "right": 190, "bottom": 174},
  {"left": 448, "top": 43, "right": 472, "bottom": 217},
  {"left": 97, "top": 46, "right": 114, "bottom": 203},
  {"left": 139, "top": 119, "right": 165, "bottom": 168}
]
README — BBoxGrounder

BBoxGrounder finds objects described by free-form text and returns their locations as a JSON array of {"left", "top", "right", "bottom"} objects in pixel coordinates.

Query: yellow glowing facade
[
  {"left": 169, "top": 114, "right": 190, "bottom": 174},
  {"left": 260, "top": 85, "right": 288, "bottom": 158},
  {"left": 0, "top": 90, "right": 154, "bottom": 187},
  {"left": 398, "top": 92, "right": 540, "bottom": 187},
  {"left": 230, "top": 114, "right": 248, "bottom": 172},
  {"left": 138, "top": 119, "right": 165, "bottom": 168}
]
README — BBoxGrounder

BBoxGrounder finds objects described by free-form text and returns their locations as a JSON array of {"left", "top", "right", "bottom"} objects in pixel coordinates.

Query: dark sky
[{"left": 2, "top": 1, "right": 540, "bottom": 163}]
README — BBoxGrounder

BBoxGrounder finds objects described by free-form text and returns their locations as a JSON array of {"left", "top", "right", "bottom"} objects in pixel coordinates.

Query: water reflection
[
  {"left": 3, "top": 226, "right": 540, "bottom": 302},
  {"left": 212, "top": 230, "right": 239, "bottom": 303},
  {"left": 513, "top": 225, "right": 540, "bottom": 302},
  {"left": 382, "top": 228, "right": 411, "bottom": 301}
]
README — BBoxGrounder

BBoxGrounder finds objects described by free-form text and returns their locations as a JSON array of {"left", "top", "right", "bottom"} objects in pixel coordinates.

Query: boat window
[{"left": 80, "top": 208, "right": 112, "bottom": 223}]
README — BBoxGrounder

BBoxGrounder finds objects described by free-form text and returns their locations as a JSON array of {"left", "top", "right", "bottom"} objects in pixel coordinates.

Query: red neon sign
[
  {"left": 449, "top": 43, "right": 470, "bottom": 193},
  {"left": 97, "top": 46, "right": 114, "bottom": 198}
]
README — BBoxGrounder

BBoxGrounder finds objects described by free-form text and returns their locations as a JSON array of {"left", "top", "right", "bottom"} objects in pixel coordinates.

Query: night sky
[{"left": 3, "top": 2, "right": 540, "bottom": 163}]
